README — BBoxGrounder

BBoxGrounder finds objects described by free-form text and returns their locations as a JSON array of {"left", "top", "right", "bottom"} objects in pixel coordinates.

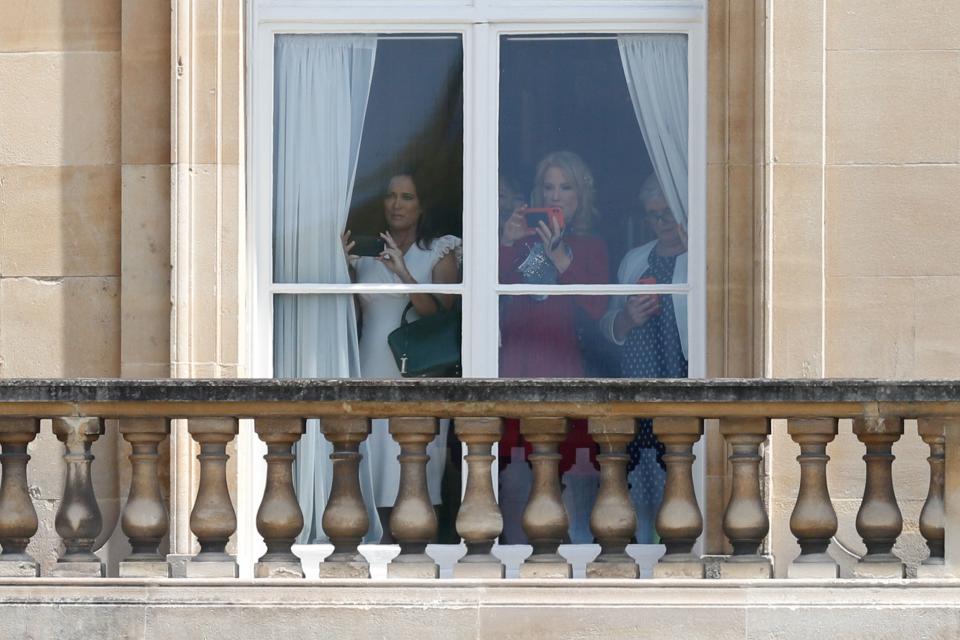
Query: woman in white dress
[{"left": 342, "top": 172, "right": 462, "bottom": 539}]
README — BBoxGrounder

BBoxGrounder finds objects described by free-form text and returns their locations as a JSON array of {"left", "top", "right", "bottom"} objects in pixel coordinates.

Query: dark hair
[{"left": 385, "top": 169, "right": 438, "bottom": 250}]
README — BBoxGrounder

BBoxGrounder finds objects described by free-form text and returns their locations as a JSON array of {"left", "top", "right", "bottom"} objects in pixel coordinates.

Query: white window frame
[{"left": 241, "top": 0, "right": 708, "bottom": 576}]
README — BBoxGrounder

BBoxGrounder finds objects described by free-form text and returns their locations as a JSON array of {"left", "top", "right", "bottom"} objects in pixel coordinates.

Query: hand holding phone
[
  {"left": 350, "top": 234, "right": 386, "bottom": 257},
  {"left": 523, "top": 207, "right": 565, "bottom": 232}
]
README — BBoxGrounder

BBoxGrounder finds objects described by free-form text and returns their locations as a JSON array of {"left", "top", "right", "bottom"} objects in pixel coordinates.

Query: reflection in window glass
[
  {"left": 273, "top": 34, "right": 463, "bottom": 285},
  {"left": 498, "top": 34, "right": 689, "bottom": 285},
  {"left": 498, "top": 294, "right": 688, "bottom": 544}
]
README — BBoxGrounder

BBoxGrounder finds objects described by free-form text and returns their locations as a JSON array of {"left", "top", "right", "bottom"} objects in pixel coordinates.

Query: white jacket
[{"left": 600, "top": 239, "right": 688, "bottom": 360}]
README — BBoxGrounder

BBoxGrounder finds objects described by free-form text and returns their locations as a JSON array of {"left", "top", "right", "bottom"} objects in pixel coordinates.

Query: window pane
[
  {"left": 275, "top": 292, "right": 462, "bottom": 544},
  {"left": 498, "top": 293, "right": 688, "bottom": 545},
  {"left": 498, "top": 34, "right": 689, "bottom": 286},
  {"left": 499, "top": 293, "right": 688, "bottom": 378},
  {"left": 274, "top": 34, "right": 463, "bottom": 285}
]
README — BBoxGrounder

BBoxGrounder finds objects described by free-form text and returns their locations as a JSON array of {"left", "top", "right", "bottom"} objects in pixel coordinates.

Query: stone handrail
[{"left": 0, "top": 378, "right": 956, "bottom": 580}]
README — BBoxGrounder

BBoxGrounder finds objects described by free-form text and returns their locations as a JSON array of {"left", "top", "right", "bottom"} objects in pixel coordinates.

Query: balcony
[{"left": 1, "top": 379, "right": 959, "bottom": 639}]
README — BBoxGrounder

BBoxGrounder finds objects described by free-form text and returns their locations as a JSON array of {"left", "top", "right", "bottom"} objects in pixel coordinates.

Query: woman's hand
[
  {"left": 535, "top": 217, "right": 571, "bottom": 274},
  {"left": 377, "top": 231, "right": 412, "bottom": 280},
  {"left": 613, "top": 294, "right": 660, "bottom": 341},
  {"left": 500, "top": 205, "right": 530, "bottom": 247},
  {"left": 341, "top": 230, "right": 356, "bottom": 257}
]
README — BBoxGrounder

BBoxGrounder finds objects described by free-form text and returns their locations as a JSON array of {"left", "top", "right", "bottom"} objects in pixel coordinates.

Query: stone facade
[{"left": 1, "top": 0, "right": 959, "bottom": 633}]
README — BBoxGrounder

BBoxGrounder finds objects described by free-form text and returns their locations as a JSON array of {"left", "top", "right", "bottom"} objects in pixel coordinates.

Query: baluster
[
  {"left": 586, "top": 417, "right": 638, "bottom": 579},
  {"left": 719, "top": 417, "right": 771, "bottom": 579},
  {"left": 50, "top": 417, "right": 106, "bottom": 577},
  {"left": 119, "top": 418, "right": 171, "bottom": 578},
  {"left": 387, "top": 417, "right": 439, "bottom": 578},
  {"left": 453, "top": 417, "right": 504, "bottom": 579},
  {"left": 255, "top": 417, "right": 306, "bottom": 578},
  {"left": 186, "top": 417, "right": 238, "bottom": 578},
  {"left": 318, "top": 417, "right": 372, "bottom": 578},
  {"left": 851, "top": 415, "right": 905, "bottom": 578},
  {"left": 519, "top": 417, "right": 571, "bottom": 579},
  {"left": 918, "top": 418, "right": 947, "bottom": 577},
  {"left": 0, "top": 418, "right": 41, "bottom": 577},
  {"left": 652, "top": 417, "right": 705, "bottom": 579},
  {"left": 787, "top": 418, "right": 839, "bottom": 578}
]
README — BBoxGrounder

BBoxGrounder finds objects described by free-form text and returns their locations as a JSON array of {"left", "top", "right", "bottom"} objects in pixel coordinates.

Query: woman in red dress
[
  {"left": 499, "top": 150, "right": 610, "bottom": 375},
  {"left": 497, "top": 151, "right": 609, "bottom": 542}
]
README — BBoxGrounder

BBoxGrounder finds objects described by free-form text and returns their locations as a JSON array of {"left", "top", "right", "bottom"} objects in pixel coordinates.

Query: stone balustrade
[{"left": 0, "top": 379, "right": 958, "bottom": 580}]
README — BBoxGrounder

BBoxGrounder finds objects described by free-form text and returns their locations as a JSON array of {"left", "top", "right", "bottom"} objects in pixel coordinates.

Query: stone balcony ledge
[
  {"left": 0, "top": 378, "right": 959, "bottom": 418},
  {"left": 1, "top": 579, "right": 960, "bottom": 639}
]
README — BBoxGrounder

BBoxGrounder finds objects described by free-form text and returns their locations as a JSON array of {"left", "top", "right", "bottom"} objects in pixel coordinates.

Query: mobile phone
[
  {"left": 351, "top": 235, "right": 385, "bottom": 257},
  {"left": 523, "top": 207, "right": 565, "bottom": 231},
  {"left": 636, "top": 276, "right": 662, "bottom": 315}
]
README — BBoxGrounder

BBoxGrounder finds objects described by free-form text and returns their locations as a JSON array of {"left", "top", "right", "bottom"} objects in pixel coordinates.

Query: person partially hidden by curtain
[
  {"left": 601, "top": 173, "right": 688, "bottom": 543},
  {"left": 342, "top": 170, "right": 462, "bottom": 540}
]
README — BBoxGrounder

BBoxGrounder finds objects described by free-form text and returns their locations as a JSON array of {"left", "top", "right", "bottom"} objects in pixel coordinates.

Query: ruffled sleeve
[{"left": 431, "top": 234, "right": 463, "bottom": 268}]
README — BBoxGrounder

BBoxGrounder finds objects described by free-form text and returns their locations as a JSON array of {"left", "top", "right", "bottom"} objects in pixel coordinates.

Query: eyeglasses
[{"left": 645, "top": 211, "right": 675, "bottom": 224}]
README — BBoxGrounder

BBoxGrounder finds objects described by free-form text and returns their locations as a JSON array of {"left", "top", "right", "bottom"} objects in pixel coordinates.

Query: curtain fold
[
  {"left": 272, "top": 34, "right": 382, "bottom": 544},
  {"left": 617, "top": 34, "right": 689, "bottom": 231}
]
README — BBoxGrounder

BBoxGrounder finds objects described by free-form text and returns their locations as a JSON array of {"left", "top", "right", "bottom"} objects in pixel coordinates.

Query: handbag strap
[{"left": 400, "top": 294, "right": 447, "bottom": 326}]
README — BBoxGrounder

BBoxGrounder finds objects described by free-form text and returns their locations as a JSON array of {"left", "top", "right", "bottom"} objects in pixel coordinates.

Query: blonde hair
[{"left": 530, "top": 150, "right": 598, "bottom": 234}]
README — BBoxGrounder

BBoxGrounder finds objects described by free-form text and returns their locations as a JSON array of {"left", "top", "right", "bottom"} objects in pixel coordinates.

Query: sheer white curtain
[
  {"left": 618, "top": 34, "right": 689, "bottom": 231},
  {"left": 272, "top": 34, "right": 382, "bottom": 543}
]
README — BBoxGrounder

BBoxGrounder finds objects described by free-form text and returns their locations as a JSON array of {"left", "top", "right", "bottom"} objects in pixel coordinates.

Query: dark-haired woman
[{"left": 342, "top": 173, "right": 461, "bottom": 527}]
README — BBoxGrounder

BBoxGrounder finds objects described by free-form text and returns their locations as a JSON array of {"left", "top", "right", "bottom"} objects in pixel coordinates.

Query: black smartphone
[{"left": 351, "top": 235, "right": 385, "bottom": 257}]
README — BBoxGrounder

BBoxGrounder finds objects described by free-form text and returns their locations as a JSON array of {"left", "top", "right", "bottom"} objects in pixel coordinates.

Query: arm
[{"left": 407, "top": 251, "right": 458, "bottom": 316}]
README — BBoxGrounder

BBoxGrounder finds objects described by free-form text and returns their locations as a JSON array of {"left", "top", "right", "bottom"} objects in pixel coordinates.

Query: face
[
  {"left": 644, "top": 195, "right": 682, "bottom": 245},
  {"left": 541, "top": 166, "right": 579, "bottom": 221},
  {"left": 383, "top": 175, "right": 422, "bottom": 232}
]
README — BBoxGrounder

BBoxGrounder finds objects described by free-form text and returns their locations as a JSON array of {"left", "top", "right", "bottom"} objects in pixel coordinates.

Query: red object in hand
[{"left": 636, "top": 276, "right": 662, "bottom": 315}]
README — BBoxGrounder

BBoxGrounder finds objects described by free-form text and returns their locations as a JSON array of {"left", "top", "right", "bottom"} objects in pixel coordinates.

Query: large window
[{"left": 249, "top": 0, "right": 707, "bottom": 566}]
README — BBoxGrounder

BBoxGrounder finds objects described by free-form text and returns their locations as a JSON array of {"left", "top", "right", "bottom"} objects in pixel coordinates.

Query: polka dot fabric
[{"left": 622, "top": 252, "right": 688, "bottom": 541}]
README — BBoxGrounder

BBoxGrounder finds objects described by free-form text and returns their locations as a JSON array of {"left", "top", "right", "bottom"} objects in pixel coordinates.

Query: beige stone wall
[
  {"left": 0, "top": 0, "right": 172, "bottom": 573},
  {"left": 769, "top": 1, "right": 960, "bottom": 576}
]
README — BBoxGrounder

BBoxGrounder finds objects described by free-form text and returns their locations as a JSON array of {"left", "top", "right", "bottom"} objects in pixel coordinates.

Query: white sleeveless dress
[{"left": 353, "top": 235, "right": 462, "bottom": 507}]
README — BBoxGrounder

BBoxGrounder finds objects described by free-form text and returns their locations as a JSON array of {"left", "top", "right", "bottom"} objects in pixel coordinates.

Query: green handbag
[{"left": 387, "top": 296, "right": 462, "bottom": 377}]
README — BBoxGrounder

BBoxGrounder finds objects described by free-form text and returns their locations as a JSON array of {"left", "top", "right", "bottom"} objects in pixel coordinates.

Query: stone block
[
  {"left": 850, "top": 560, "right": 905, "bottom": 579},
  {"left": 787, "top": 561, "right": 839, "bottom": 579},
  {"left": 518, "top": 562, "right": 572, "bottom": 579},
  {"left": 0, "top": 561, "right": 39, "bottom": 577},
  {"left": 387, "top": 561, "right": 438, "bottom": 579},
  {"left": 826, "top": 166, "right": 960, "bottom": 279},
  {"left": 719, "top": 558, "right": 772, "bottom": 579},
  {"left": 0, "top": 277, "right": 120, "bottom": 377},
  {"left": 586, "top": 561, "right": 639, "bottom": 579},
  {"left": 653, "top": 560, "right": 705, "bottom": 579},
  {"left": 47, "top": 561, "right": 105, "bottom": 578},
  {"left": 726, "top": 0, "right": 758, "bottom": 166},
  {"left": 453, "top": 562, "right": 504, "bottom": 579},
  {"left": 915, "top": 278, "right": 960, "bottom": 377},
  {"left": 771, "top": 0, "right": 823, "bottom": 164},
  {"left": 317, "top": 562, "right": 370, "bottom": 579},
  {"left": 0, "top": 52, "right": 120, "bottom": 166},
  {"left": 0, "top": 0, "right": 121, "bottom": 53},
  {"left": 826, "top": 0, "right": 960, "bottom": 51},
  {"left": 254, "top": 561, "right": 304, "bottom": 579},
  {"left": 120, "top": 164, "right": 171, "bottom": 372},
  {"left": 0, "top": 166, "right": 121, "bottom": 277},
  {"left": 120, "top": 0, "right": 170, "bottom": 165},
  {"left": 917, "top": 563, "right": 949, "bottom": 579},
  {"left": 825, "top": 276, "right": 915, "bottom": 378},
  {"left": 166, "top": 553, "right": 191, "bottom": 578},
  {"left": 185, "top": 560, "right": 238, "bottom": 579},
  {"left": 826, "top": 51, "right": 960, "bottom": 164},
  {"left": 119, "top": 560, "right": 170, "bottom": 578}
]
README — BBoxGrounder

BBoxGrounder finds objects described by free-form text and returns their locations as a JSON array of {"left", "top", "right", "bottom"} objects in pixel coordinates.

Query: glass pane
[
  {"left": 498, "top": 293, "right": 688, "bottom": 545},
  {"left": 274, "top": 34, "right": 463, "bottom": 284},
  {"left": 275, "top": 292, "right": 462, "bottom": 544},
  {"left": 498, "top": 34, "right": 689, "bottom": 286}
]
